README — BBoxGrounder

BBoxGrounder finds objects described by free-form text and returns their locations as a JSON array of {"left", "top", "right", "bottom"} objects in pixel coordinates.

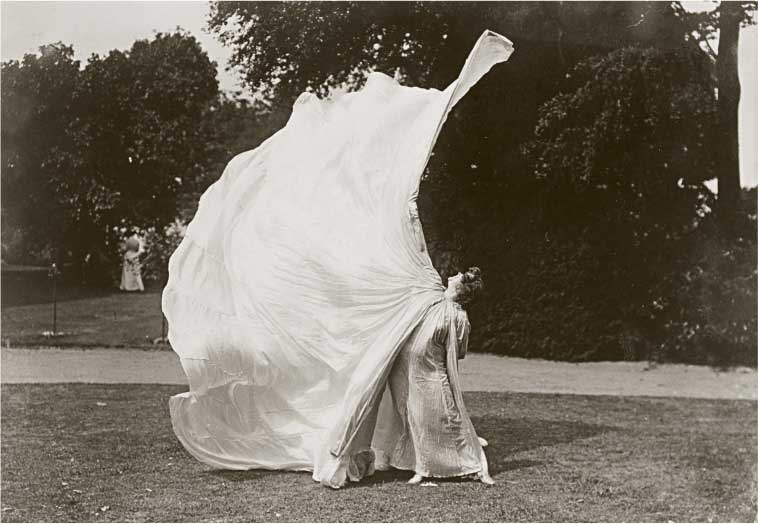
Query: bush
[
  {"left": 656, "top": 195, "right": 757, "bottom": 367},
  {"left": 459, "top": 47, "right": 756, "bottom": 367},
  {"left": 139, "top": 219, "right": 187, "bottom": 285}
]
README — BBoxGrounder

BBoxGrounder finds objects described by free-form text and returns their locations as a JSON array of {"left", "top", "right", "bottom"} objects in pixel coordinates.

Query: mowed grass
[
  {"left": 2, "top": 385, "right": 756, "bottom": 522},
  {"left": 1, "top": 291, "right": 165, "bottom": 349}
]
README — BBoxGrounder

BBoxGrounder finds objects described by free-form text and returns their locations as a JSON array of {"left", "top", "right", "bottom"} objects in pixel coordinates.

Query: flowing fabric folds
[{"left": 163, "top": 30, "right": 514, "bottom": 487}]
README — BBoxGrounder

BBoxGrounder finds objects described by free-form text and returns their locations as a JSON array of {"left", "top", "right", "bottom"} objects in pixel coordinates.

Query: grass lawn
[
  {"left": 2, "top": 385, "right": 756, "bottom": 522},
  {"left": 1, "top": 291, "right": 166, "bottom": 349}
]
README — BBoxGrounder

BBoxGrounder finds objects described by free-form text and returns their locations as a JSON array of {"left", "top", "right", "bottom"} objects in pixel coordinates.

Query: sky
[{"left": 1, "top": 0, "right": 756, "bottom": 188}]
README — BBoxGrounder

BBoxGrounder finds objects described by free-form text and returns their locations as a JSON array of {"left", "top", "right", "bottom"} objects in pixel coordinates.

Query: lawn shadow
[
  {"left": 497, "top": 458, "right": 543, "bottom": 472},
  {"left": 1, "top": 280, "right": 117, "bottom": 307},
  {"left": 472, "top": 415, "right": 618, "bottom": 476},
  {"left": 205, "top": 469, "right": 294, "bottom": 483},
  {"left": 206, "top": 465, "right": 414, "bottom": 488},
  {"left": 1, "top": 271, "right": 164, "bottom": 307},
  {"left": 200, "top": 415, "right": 614, "bottom": 485},
  {"left": 349, "top": 468, "right": 415, "bottom": 487},
  {"left": 473, "top": 415, "right": 616, "bottom": 455}
]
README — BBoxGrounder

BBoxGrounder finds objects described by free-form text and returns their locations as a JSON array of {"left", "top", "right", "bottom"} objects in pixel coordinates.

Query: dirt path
[{"left": 1, "top": 347, "right": 756, "bottom": 400}]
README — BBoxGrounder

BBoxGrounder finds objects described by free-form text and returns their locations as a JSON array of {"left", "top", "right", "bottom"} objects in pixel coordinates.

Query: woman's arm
[
  {"left": 439, "top": 308, "right": 471, "bottom": 359},
  {"left": 456, "top": 310, "right": 471, "bottom": 360}
]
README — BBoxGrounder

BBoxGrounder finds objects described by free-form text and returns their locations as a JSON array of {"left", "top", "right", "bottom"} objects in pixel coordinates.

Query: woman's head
[
  {"left": 125, "top": 236, "right": 141, "bottom": 252},
  {"left": 446, "top": 266, "right": 483, "bottom": 305}
]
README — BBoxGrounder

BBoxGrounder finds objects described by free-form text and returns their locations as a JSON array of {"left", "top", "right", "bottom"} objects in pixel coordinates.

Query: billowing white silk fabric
[{"left": 163, "top": 30, "right": 514, "bottom": 488}]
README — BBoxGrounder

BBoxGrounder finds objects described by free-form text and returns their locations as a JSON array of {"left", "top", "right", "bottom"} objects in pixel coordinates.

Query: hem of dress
[{"left": 387, "top": 459, "right": 482, "bottom": 479}]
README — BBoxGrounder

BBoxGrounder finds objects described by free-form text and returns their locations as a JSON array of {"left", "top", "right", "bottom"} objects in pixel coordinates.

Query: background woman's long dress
[
  {"left": 163, "top": 30, "right": 513, "bottom": 488},
  {"left": 120, "top": 249, "right": 144, "bottom": 291}
]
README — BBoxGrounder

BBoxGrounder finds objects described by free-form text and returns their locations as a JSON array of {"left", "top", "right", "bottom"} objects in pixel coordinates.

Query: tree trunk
[{"left": 716, "top": 1, "right": 742, "bottom": 226}]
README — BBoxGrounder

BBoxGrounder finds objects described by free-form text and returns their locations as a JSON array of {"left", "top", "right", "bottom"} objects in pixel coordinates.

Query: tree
[
  {"left": 663, "top": 189, "right": 757, "bottom": 367},
  {"left": 79, "top": 31, "right": 220, "bottom": 235},
  {"left": 185, "top": 94, "right": 290, "bottom": 220},
  {"left": 1, "top": 32, "right": 220, "bottom": 282},
  {"left": 518, "top": 46, "right": 718, "bottom": 360},
  {"left": 672, "top": 1, "right": 757, "bottom": 227},
  {"left": 715, "top": 1, "right": 747, "bottom": 225},
  {"left": 527, "top": 46, "right": 717, "bottom": 216},
  {"left": 1, "top": 43, "right": 84, "bottom": 264},
  {"left": 208, "top": 2, "right": 689, "bottom": 100}
]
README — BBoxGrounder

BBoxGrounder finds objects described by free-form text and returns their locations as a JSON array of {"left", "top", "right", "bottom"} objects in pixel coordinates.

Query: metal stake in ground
[
  {"left": 154, "top": 277, "right": 169, "bottom": 346},
  {"left": 48, "top": 262, "right": 61, "bottom": 335}
]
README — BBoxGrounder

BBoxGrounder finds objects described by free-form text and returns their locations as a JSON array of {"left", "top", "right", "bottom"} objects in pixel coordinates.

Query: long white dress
[
  {"left": 163, "top": 30, "right": 513, "bottom": 488},
  {"left": 376, "top": 300, "right": 482, "bottom": 478},
  {"left": 120, "top": 249, "right": 144, "bottom": 291}
]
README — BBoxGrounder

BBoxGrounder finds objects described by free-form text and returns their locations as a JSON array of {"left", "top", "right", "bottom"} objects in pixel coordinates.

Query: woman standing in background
[{"left": 120, "top": 235, "right": 144, "bottom": 292}]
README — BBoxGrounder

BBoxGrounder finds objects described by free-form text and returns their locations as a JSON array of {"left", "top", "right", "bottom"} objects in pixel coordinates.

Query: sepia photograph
[{"left": 1, "top": 1, "right": 757, "bottom": 522}]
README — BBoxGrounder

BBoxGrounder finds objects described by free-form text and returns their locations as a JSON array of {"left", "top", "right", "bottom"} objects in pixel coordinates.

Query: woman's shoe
[
  {"left": 408, "top": 473, "right": 423, "bottom": 484},
  {"left": 478, "top": 473, "right": 495, "bottom": 485}
]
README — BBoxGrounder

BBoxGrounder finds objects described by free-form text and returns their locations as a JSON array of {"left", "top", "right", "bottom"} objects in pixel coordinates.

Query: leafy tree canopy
[{"left": 1, "top": 32, "right": 220, "bottom": 277}]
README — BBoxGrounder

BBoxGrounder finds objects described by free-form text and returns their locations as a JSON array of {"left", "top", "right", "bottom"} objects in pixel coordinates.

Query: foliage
[
  {"left": 78, "top": 32, "right": 219, "bottom": 231},
  {"left": 658, "top": 191, "right": 757, "bottom": 367},
  {"left": 139, "top": 219, "right": 187, "bottom": 284},
  {"left": 208, "top": 2, "right": 689, "bottom": 101},
  {"left": 523, "top": 45, "right": 717, "bottom": 251},
  {"left": 672, "top": 0, "right": 757, "bottom": 62},
  {"left": 1, "top": 44, "right": 84, "bottom": 263},
  {"left": 471, "top": 46, "right": 754, "bottom": 365},
  {"left": 671, "top": 1, "right": 757, "bottom": 226},
  {"left": 178, "top": 95, "right": 290, "bottom": 221},
  {"left": 1, "top": 32, "right": 219, "bottom": 282}
]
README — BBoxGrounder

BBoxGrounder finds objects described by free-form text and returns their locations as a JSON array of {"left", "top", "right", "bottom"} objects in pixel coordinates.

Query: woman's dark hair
[{"left": 457, "top": 266, "right": 483, "bottom": 305}]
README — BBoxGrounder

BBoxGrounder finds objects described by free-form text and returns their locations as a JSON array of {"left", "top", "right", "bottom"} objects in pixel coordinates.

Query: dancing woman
[
  {"left": 163, "top": 30, "right": 513, "bottom": 488},
  {"left": 378, "top": 266, "right": 494, "bottom": 485}
]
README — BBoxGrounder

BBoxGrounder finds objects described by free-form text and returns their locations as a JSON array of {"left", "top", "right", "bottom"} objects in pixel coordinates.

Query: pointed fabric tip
[{"left": 447, "top": 29, "right": 515, "bottom": 109}]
